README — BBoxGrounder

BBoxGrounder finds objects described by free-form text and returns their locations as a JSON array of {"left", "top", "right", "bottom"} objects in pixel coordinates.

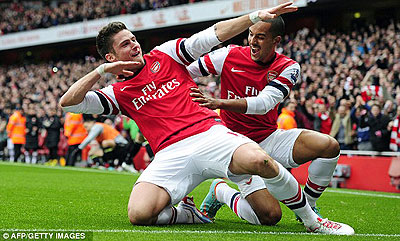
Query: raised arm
[
  {"left": 215, "top": 2, "right": 297, "bottom": 42},
  {"left": 158, "top": 2, "right": 297, "bottom": 65},
  {"left": 59, "top": 61, "right": 140, "bottom": 108}
]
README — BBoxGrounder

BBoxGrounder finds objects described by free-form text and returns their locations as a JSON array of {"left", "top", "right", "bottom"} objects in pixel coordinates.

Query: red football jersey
[
  {"left": 64, "top": 27, "right": 223, "bottom": 153},
  {"left": 189, "top": 45, "right": 299, "bottom": 143}
]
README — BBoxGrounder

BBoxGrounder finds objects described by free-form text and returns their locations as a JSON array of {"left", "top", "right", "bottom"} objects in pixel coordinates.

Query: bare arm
[
  {"left": 215, "top": 2, "right": 297, "bottom": 42},
  {"left": 59, "top": 61, "right": 140, "bottom": 107}
]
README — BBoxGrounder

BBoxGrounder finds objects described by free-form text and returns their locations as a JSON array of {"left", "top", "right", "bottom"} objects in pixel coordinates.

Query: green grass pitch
[{"left": 1, "top": 162, "right": 399, "bottom": 241}]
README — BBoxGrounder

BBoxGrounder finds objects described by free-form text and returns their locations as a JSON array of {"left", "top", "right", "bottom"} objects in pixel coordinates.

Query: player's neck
[{"left": 255, "top": 52, "right": 276, "bottom": 66}]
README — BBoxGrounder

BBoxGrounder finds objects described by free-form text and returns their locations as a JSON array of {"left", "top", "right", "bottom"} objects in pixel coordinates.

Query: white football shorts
[{"left": 135, "top": 124, "right": 254, "bottom": 205}]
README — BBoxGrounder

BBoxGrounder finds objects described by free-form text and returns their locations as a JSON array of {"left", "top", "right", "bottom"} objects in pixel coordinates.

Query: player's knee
[
  {"left": 128, "top": 204, "right": 155, "bottom": 225},
  {"left": 258, "top": 208, "right": 282, "bottom": 226},
  {"left": 247, "top": 151, "right": 271, "bottom": 174},
  {"left": 325, "top": 135, "right": 340, "bottom": 158}
]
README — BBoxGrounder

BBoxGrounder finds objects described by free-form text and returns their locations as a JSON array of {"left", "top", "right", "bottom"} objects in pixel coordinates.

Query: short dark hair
[
  {"left": 262, "top": 16, "right": 285, "bottom": 38},
  {"left": 371, "top": 103, "right": 381, "bottom": 110},
  {"left": 96, "top": 22, "right": 128, "bottom": 60}
]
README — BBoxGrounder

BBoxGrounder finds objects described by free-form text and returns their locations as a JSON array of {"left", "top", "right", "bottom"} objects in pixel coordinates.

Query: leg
[
  {"left": 229, "top": 143, "right": 316, "bottom": 225},
  {"left": 292, "top": 130, "right": 339, "bottom": 163},
  {"left": 127, "top": 182, "right": 171, "bottom": 225},
  {"left": 66, "top": 145, "right": 80, "bottom": 166},
  {"left": 14, "top": 144, "right": 22, "bottom": 162},
  {"left": 7, "top": 139, "right": 14, "bottom": 162},
  {"left": 293, "top": 130, "right": 340, "bottom": 207},
  {"left": 245, "top": 188, "right": 281, "bottom": 225},
  {"left": 202, "top": 178, "right": 281, "bottom": 225}
]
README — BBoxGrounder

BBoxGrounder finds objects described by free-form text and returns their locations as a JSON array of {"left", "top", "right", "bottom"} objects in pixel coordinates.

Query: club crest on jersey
[
  {"left": 150, "top": 61, "right": 161, "bottom": 73},
  {"left": 266, "top": 70, "right": 278, "bottom": 82}
]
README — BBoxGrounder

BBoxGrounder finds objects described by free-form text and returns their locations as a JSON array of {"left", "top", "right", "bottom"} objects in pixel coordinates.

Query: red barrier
[{"left": 291, "top": 155, "right": 400, "bottom": 193}]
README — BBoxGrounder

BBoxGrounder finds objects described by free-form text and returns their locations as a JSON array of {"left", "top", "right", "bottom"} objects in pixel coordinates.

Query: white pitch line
[
  {"left": 0, "top": 161, "right": 138, "bottom": 176},
  {"left": 0, "top": 229, "right": 399, "bottom": 237},
  {"left": 325, "top": 189, "right": 400, "bottom": 199}
]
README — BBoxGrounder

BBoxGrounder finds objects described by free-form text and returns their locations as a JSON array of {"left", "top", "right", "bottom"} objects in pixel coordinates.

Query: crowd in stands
[
  {"left": 197, "top": 20, "right": 400, "bottom": 152},
  {"left": 0, "top": 0, "right": 204, "bottom": 35},
  {"left": 0, "top": 20, "right": 399, "bottom": 168}
]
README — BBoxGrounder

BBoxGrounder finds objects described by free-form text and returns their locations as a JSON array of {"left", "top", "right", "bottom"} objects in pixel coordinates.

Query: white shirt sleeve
[
  {"left": 155, "top": 26, "right": 222, "bottom": 66},
  {"left": 61, "top": 85, "right": 120, "bottom": 115},
  {"left": 61, "top": 91, "right": 104, "bottom": 114},
  {"left": 187, "top": 46, "right": 229, "bottom": 79},
  {"left": 245, "top": 63, "right": 301, "bottom": 115}
]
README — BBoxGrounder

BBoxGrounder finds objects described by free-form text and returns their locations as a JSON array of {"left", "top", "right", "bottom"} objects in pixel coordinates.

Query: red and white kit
[
  {"left": 188, "top": 45, "right": 302, "bottom": 194},
  {"left": 62, "top": 27, "right": 254, "bottom": 204}
]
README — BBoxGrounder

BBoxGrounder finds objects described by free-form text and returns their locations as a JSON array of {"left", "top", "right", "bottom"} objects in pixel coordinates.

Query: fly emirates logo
[
  {"left": 132, "top": 79, "right": 180, "bottom": 110},
  {"left": 227, "top": 86, "right": 259, "bottom": 99}
]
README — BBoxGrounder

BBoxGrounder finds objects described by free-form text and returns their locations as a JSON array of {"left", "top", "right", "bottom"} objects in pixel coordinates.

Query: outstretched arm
[
  {"left": 160, "top": 2, "right": 297, "bottom": 65},
  {"left": 59, "top": 61, "right": 140, "bottom": 107},
  {"left": 215, "top": 2, "right": 297, "bottom": 42}
]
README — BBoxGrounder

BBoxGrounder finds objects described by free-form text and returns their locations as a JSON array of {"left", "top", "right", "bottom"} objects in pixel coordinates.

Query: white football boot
[
  {"left": 306, "top": 217, "right": 355, "bottom": 235},
  {"left": 177, "top": 196, "right": 212, "bottom": 224}
]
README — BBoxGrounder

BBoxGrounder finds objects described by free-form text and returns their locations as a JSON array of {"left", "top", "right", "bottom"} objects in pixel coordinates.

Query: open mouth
[
  {"left": 251, "top": 46, "right": 260, "bottom": 56},
  {"left": 131, "top": 51, "right": 140, "bottom": 58}
]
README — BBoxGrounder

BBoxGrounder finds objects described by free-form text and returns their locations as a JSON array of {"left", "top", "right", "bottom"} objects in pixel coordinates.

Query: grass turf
[{"left": 0, "top": 162, "right": 399, "bottom": 240}]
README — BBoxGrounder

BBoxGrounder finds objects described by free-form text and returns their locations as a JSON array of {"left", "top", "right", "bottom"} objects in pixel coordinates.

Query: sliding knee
[
  {"left": 128, "top": 205, "right": 156, "bottom": 225},
  {"left": 258, "top": 206, "right": 282, "bottom": 226}
]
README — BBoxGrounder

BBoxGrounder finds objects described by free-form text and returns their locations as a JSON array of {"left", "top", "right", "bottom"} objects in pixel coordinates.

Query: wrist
[
  {"left": 249, "top": 10, "right": 261, "bottom": 24},
  {"left": 96, "top": 64, "right": 107, "bottom": 77}
]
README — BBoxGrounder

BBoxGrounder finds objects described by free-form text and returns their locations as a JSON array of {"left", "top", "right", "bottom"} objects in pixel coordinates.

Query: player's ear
[
  {"left": 105, "top": 53, "right": 116, "bottom": 62},
  {"left": 273, "top": 36, "right": 282, "bottom": 44}
]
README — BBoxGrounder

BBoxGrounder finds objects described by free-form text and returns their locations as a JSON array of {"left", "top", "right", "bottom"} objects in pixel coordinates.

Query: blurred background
[{"left": 1, "top": 0, "right": 400, "bottom": 192}]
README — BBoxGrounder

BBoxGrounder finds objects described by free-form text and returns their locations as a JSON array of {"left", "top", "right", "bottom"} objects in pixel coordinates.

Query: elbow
[{"left": 59, "top": 95, "right": 69, "bottom": 108}]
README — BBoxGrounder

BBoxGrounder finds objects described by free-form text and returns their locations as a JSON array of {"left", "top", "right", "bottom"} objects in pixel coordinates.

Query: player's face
[
  {"left": 248, "top": 22, "right": 280, "bottom": 63},
  {"left": 108, "top": 29, "right": 145, "bottom": 67}
]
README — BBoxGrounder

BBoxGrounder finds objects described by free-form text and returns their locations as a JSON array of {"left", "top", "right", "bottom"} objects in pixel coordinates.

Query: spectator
[
  {"left": 24, "top": 105, "right": 41, "bottom": 164},
  {"left": 0, "top": 0, "right": 196, "bottom": 35},
  {"left": 383, "top": 99, "right": 396, "bottom": 119},
  {"left": 390, "top": 105, "right": 400, "bottom": 151},
  {"left": 368, "top": 104, "right": 391, "bottom": 152},
  {"left": 43, "top": 108, "right": 63, "bottom": 166},
  {"left": 64, "top": 112, "right": 88, "bottom": 167},
  {"left": 330, "top": 105, "right": 353, "bottom": 150},
  {"left": 277, "top": 101, "right": 297, "bottom": 130},
  {"left": 297, "top": 95, "right": 316, "bottom": 130},
  {"left": 314, "top": 99, "right": 332, "bottom": 135},
  {"left": 76, "top": 115, "right": 129, "bottom": 169},
  {"left": 351, "top": 95, "right": 373, "bottom": 151},
  {"left": 0, "top": 117, "right": 8, "bottom": 160},
  {"left": 122, "top": 116, "right": 141, "bottom": 173},
  {"left": 6, "top": 108, "right": 26, "bottom": 162}
]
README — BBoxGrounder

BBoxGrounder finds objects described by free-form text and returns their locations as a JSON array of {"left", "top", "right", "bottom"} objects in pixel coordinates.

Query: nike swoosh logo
[
  {"left": 231, "top": 67, "right": 245, "bottom": 73},
  {"left": 245, "top": 177, "right": 252, "bottom": 185},
  {"left": 120, "top": 86, "right": 130, "bottom": 91}
]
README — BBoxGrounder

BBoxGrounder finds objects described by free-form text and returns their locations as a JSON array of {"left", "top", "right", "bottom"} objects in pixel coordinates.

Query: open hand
[
  {"left": 190, "top": 88, "right": 220, "bottom": 110},
  {"left": 104, "top": 61, "right": 142, "bottom": 77},
  {"left": 258, "top": 2, "right": 298, "bottom": 20}
]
